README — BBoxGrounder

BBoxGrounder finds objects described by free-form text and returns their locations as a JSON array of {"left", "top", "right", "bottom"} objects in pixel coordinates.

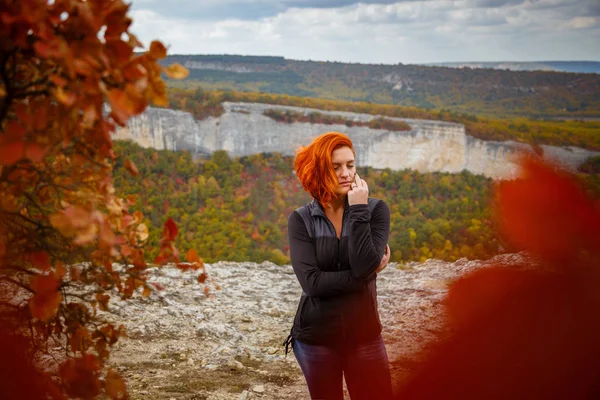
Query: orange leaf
[
  {"left": 0, "top": 140, "right": 25, "bottom": 165},
  {"left": 73, "top": 223, "right": 98, "bottom": 245},
  {"left": 72, "top": 59, "right": 96, "bottom": 77},
  {"left": 30, "top": 102, "right": 49, "bottom": 131},
  {"left": 155, "top": 244, "right": 179, "bottom": 264},
  {"left": 126, "top": 32, "right": 143, "bottom": 48},
  {"left": 55, "top": 263, "right": 67, "bottom": 280},
  {"left": 446, "top": 267, "right": 533, "bottom": 328},
  {"left": 49, "top": 74, "right": 68, "bottom": 87},
  {"left": 29, "top": 252, "right": 50, "bottom": 270},
  {"left": 495, "top": 156, "right": 600, "bottom": 264},
  {"left": 108, "top": 89, "right": 135, "bottom": 125},
  {"left": 59, "top": 355, "right": 102, "bottom": 399},
  {"left": 135, "top": 223, "right": 149, "bottom": 243},
  {"left": 50, "top": 212, "right": 75, "bottom": 236},
  {"left": 186, "top": 248, "right": 200, "bottom": 263},
  {"left": 148, "top": 40, "right": 167, "bottom": 59},
  {"left": 108, "top": 85, "right": 147, "bottom": 125},
  {"left": 151, "top": 89, "right": 168, "bottom": 107},
  {"left": 106, "top": 369, "right": 127, "bottom": 399},
  {"left": 25, "top": 142, "right": 49, "bottom": 162},
  {"left": 54, "top": 86, "right": 76, "bottom": 106},
  {"left": 65, "top": 205, "right": 92, "bottom": 228},
  {"left": 82, "top": 104, "right": 98, "bottom": 127},
  {"left": 197, "top": 272, "right": 208, "bottom": 284},
  {"left": 123, "top": 62, "right": 147, "bottom": 81},
  {"left": 68, "top": 327, "right": 91, "bottom": 353},
  {"left": 33, "top": 39, "right": 61, "bottom": 58},
  {"left": 15, "top": 105, "right": 33, "bottom": 128},
  {"left": 99, "top": 221, "right": 117, "bottom": 248},
  {"left": 96, "top": 293, "right": 110, "bottom": 312},
  {"left": 133, "top": 211, "right": 144, "bottom": 222},
  {"left": 124, "top": 158, "right": 139, "bottom": 176},
  {"left": 176, "top": 262, "right": 193, "bottom": 271},
  {"left": 105, "top": 38, "right": 134, "bottom": 64},
  {"left": 163, "top": 217, "right": 178, "bottom": 241},
  {"left": 5, "top": 120, "right": 27, "bottom": 137},
  {"left": 29, "top": 273, "right": 62, "bottom": 322},
  {"left": 95, "top": 339, "right": 109, "bottom": 361},
  {"left": 120, "top": 244, "right": 132, "bottom": 257},
  {"left": 163, "top": 63, "right": 189, "bottom": 80}
]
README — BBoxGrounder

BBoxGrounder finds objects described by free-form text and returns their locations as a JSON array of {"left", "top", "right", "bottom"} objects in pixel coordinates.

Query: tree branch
[{"left": 0, "top": 49, "right": 16, "bottom": 123}]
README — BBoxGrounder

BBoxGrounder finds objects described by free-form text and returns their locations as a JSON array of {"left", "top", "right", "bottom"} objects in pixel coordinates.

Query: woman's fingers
[
  {"left": 353, "top": 173, "right": 368, "bottom": 189},
  {"left": 376, "top": 244, "right": 391, "bottom": 274},
  {"left": 348, "top": 172, "right": 369, "bottom": 205}
]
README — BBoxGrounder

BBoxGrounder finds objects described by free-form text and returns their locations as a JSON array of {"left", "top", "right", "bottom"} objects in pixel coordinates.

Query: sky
[{"left": 128, "top": 0, "right": 600, "bottom": 65}]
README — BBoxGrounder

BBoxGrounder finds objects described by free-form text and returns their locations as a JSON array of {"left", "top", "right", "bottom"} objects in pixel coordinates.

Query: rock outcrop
[
  {"left": 113, "top": 102, "right": 600, "bottom": 179},
  {"left": 104, "top": 253, "right": 537, "bottom": 399}
]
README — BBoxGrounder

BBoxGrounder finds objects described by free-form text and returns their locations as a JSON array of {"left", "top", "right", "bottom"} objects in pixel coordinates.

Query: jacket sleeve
[
  {"left": 347, "top": 199, "right": 391, "bottom": 279},
  {"left": 288, "top": 210, "right": 369, "bottom": 297}
]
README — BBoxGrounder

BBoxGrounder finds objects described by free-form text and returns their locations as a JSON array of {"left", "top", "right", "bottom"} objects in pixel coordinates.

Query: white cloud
[
  {"left": 128, "top": 0, "right": 600, "bottom": 63},
  {"left": 567, "top": 17, "right": 597, "bottom": 29}
]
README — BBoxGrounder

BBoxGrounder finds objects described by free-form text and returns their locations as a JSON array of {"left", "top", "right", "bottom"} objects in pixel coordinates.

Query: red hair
[{"left": 294, "top": 132, "right": 355, "bottom": 207}]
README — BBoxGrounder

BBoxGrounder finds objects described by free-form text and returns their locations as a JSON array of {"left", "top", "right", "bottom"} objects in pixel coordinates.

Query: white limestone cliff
[{"left": 113, "top": 102, "right": 600, "bottom": 179}]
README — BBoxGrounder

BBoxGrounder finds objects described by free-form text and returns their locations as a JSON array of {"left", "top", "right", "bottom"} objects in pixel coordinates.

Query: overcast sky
[{"left": 129, "top": 0, "right": 600, "bottom": 64}]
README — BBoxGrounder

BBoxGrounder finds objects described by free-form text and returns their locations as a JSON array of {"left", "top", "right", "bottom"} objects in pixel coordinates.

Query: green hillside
[
  {"left": 166, "top": 87, "right": 600, "bottom": 151},
  {"left": 114, "top": 140, "right": 499, "bottom": 265},
  {"left": 163, "top": 55, "right": 600, "bottom": 119},
  {"left": 113, "top": 141, "right": 600, "bottom": 265}
]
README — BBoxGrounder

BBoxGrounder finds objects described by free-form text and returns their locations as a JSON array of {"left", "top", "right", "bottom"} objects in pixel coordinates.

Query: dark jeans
[{"left": 292, "top": 335, "right": 393, "bottom": 400}]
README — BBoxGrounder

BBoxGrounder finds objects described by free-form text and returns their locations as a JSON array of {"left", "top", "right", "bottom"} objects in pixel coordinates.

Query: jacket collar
[{"left": 308, "top": 196, "right": 349, "bottom": 217}]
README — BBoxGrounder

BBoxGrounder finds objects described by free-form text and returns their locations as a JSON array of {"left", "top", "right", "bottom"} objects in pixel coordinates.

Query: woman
[{"left": 285, "top": 132, "right": 393, "bottom": 399}]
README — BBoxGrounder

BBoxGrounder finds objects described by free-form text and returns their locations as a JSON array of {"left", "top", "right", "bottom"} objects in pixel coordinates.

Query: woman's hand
[
  {"left": 376, "top": 244, "right": 391, "bottom": 274},
  {"left": 348, "top": 173, "right": 369, "bottom": 206}
]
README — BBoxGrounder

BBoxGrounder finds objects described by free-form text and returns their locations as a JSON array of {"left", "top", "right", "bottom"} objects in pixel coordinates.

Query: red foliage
[
  {"left": 0, "top": 327, "right": 59, "bottom": 400},
  {"left": 495, "top": 157, "right": 600, "bottom": 265},
  {"left": 154, "top": 218, "right": 180, "bottom": 264},
  {"left": 0, "top": 0, "right": 199, "bottom": 398},
  {"left": 395, "top": 157, "right": 600, "bottom": 399}
]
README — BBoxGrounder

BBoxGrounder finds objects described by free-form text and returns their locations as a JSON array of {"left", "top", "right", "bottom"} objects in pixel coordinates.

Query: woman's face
[{"left": 331, "top": 146, "right": 356, "bottom": 197}]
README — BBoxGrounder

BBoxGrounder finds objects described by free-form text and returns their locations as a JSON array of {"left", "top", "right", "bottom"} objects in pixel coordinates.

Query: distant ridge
[
  {"left": 162, "top": 54, "right": 600, "bottom": 118},
  {"left": 424, "top": 61, "right": 600, "bottom": 74}
]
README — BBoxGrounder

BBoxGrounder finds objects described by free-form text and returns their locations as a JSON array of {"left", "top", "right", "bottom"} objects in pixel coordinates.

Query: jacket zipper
[
  {"left": 339, "top": 208, "right": 348, "bottom": 343},
  {"left": 323, "top": 206, "right": 350, "bottom": 343}
]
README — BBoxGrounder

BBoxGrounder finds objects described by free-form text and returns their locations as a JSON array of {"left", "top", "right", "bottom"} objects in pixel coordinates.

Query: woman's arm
[
  {"left": 346, "top": 199, "right": 391, "bottom": 279},
  {"left": 288, "top": 210, "right": 370, "bottom": 297}
]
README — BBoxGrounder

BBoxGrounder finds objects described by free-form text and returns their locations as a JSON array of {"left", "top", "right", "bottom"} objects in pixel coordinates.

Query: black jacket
[{"left": 288, "top": 197, "right": 390, "bottom": 346}]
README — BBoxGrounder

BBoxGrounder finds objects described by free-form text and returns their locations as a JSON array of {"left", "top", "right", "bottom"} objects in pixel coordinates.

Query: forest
[
  {"left": 162, "top": 54, "right": 600, "bottom": 120},
  {"left": 112, "top": 140, "right": 497, "bottom": 265},
  {"left": 112, "top": 140, "right": 600, "bottom": 267}
]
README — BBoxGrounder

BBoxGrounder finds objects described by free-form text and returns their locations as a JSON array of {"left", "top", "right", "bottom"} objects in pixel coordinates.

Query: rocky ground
[{"left": 103, "top": 253, "right": 535, "bottom": 400}]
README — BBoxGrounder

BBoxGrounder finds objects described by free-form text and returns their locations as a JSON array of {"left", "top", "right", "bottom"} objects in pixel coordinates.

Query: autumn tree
[{"left": 0, "top": 0, "right": 200, "bottom": 399}]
